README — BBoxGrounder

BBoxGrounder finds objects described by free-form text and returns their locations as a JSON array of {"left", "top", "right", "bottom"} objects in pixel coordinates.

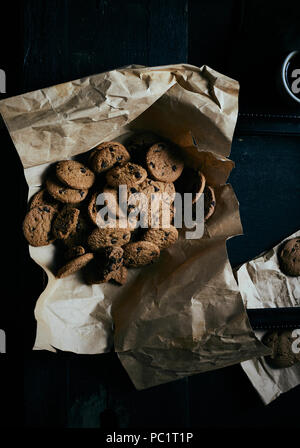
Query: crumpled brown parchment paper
[
  {"left": 237, "top": 230, "right": 300, "bottom": 404},
  {"left": 0, "top": 64, "right": 269, "bottom": 388}
]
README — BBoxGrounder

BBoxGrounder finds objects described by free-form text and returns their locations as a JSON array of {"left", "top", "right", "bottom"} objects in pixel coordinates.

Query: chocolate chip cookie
[
  {"left": 143, "top": 225, "right": 178, "bottom": 250},
  {"left": 278, "top": 238, "right": 300, "bottom": 277},
  {"left": 138, "top": 178, "right": 176, "bottom": 203},
  {"left": 63, "top": 214, "right": 92, "bottom": 248},
  {"left": 23, "top": 205, "right": 57, "bottom": 247},
  {"left": 123, "top": 241, "right": 160, "bottom": 267},
  {"left": 64, "top": 245, "right": 86, "bottom": 260},
  {"left": 46, "top": 177, "right": 88, "bottom": 204},
  {"left": 52, "top": 206, "right": 80, "bottom": 240},
  {"left": 29, "top": 189, "right": 60, "bottom": 211},
  {"left": 89, "top": 141, "right": 130, "bottom": 174},
  {"left": 106, "top": 162, "right": 147, "bottom": 188},
  {"left": 146, "top": 142, "right": 184, "bottom": 182},
  {"left": 56, "top": 253, "right": 94, "bottom": 279},
  {"left": 56, "top": 160, "right": 95, "bottom": 189},
  {"left": 88, "top": 226, "right": 131, "bottom": 250},
  {"left": 110, "top": 266, "right": 128, "bottom": 285},
  {"left": 83, "top": 246, "right": 124, "bottom": 284},
  {"left": 262, "top": 330, "right": 300, "bottom": 368}
]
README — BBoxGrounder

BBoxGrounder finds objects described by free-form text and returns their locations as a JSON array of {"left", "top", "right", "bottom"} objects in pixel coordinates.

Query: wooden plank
[
  {"left": 148, "top": 0, "right": 188, "bottom": 65},
  {"left": 227, "top": 135, "right": 300, "bottom": 267},
  {"left": 23, "top": 0, "right": 71, "bottom": 91},
  {"left": 24, "top": 354, "right": 68, "bottom": 427},
  {"left": 66, "top": 353, "right": 190, "bottom": 428},
  {"left": 188, "top": 0, "right": 237, "bottom": 73}
]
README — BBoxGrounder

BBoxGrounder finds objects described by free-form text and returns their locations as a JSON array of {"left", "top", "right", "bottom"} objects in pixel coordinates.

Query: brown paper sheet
[
  {"left": 0, "top": 64, "right": 268, "bottom": 386},
  {"left": 237, "top": 230, "right": 300, "bottom": 404}
]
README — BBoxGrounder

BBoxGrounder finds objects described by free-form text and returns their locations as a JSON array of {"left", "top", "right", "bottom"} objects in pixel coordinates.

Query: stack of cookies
[{"left": 23, "top": 132, "right": 217, "bottom": 286}]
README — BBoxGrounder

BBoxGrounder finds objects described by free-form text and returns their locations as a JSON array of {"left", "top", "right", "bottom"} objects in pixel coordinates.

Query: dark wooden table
[{"left": 1, "top": 0, "right": 299, "bottom": 429}]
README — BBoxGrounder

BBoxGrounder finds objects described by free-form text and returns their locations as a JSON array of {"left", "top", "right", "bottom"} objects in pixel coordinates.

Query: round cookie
[
  {"left": 83, "top": 260, "right": 112, "bottom": 285},
  {"left": 146, "top": 142, "right": 184, "bottom": 182},
  {"left": 262, "top": 330, "right": 300, "bottom": 368},
  {"left": 138, "top": 178, "right": 176, "bottom": 203},
  {"left": 175, "top": 168, "right": 206, "bottom": 204},
  {"left": 123, "top": 241, "right": 160, "bottom": 267},
  {"left": 110, "top": 266, "right": 128, "bottom": 285},
  {"left": 278, "top": 237, "right": 300, "bottom": 277},
  {"left": 23, "top": 205, "right": 57, "bottom": 247},
  {"left": 63, "top": 214, "right": 92, "bottom": 248},
  {"left": 29, "top": 188, "right": 60, "bottom": 211},
  {"left": 88, "top": 227, "right": 131, "bottom": 250},
  {"left": 64, "top": 245, "right": 86, "bottom": 260},
  {"left": 52, "top": 206, "right": 80, "bottom": 240},
  {"left": 83, "top": 246, "right": 124, "bottom": 285},
  {"left": 89, "top": 141, "right": 130, "bottom": 174},
  {"left": 56, "top": 253, "right": 94, "bottom": 279},
  {"left": 204, "top": 185, "right": 216, "bottom": 221},
  {"left": 143, "top": 225, "right": 178, "bottom": 250},
  {"left": 106, "top": 163, "right": 147, "bottom": 188},
  {"left": 102, "top": 246, "right": 124, "bottom": 271},
  {"left": 56, "top": 160, "right": 95, "bottom": 189},
  {"left": 88, "top": 187, "right": 124, "bottom": 226},
  {"left": 46, "top": 177, "right": 88, "bottom": 204}
]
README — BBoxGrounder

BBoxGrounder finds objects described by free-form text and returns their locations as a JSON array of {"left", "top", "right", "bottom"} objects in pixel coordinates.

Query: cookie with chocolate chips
[
  {"left": 278, "top": 237, "right": 300, "bottom": 277},
  {"left": 143, "top": 225, "right": 178, "bottom": 250},
  {"left": 89, "top": 141, "right": 130, "bottom": 174},
  {"left": 106, "top": 162, "right": 147, "bottom": 188},
  {"left": 29, "top": 188, "right": 60, "bottom": 211},
  {"left": 46, "top": 177, "right": 88, "bottom": 204},
  {"left": 88, "top": 187, "right": 124, "bottom": 226},
  {"left": 146, "top": 142, "right": 184, "bottom": 182},
  {"left": 64, "top": 245, "right": 86, "bottom": 260},
  {"left": 123, "top": 241, "right": 160, "bottom": 267},
  {"left": 110, "top": 266, "right": 128, "bottom": 285},
  {"left": 56, "top": 160, "right": 95, "bottom": 189},
  {"left": 56, "top": 253, "right": 94, "bottom": 279},
  {"left": 88, "top": 226, "right": 131, "bottom": 250},
  {"left": 262, "top": 330, "right": 300, "bottom": 368},
  {"left": 23, "top": 205, "right": 57, "bottom": 247},
  {"left": 63, "top": 214, "right": 92, "bottom": 248},
  {"left": 138, "top": 178, "right": 176, "bottom": 203},
  {"left": 83, "top": 246, "right": 124, "bottom": 285},
  {"left": 52, "top": 206, "right": 80, "bottom": 240}
]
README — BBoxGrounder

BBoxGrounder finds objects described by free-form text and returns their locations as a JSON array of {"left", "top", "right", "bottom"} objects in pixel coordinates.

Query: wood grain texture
[{"left": 23, "top": 0, "right": 188, "bottom": 92}]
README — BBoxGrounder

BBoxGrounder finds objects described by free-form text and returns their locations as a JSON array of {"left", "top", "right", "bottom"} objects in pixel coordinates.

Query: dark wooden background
[{"left": 0, "top": 0, "right": 299, "bottom": 429}]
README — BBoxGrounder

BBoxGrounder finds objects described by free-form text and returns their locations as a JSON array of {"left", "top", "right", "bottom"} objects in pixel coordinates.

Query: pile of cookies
[{"left": 23, "top": 132, "right": 216, "bottom": 286}]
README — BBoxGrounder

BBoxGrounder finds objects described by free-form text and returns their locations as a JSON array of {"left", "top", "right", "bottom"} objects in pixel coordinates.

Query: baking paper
[
  {"left": 238, "top": 230, "right": 300, "bottom": 404},
  {"left": 0, "top": 64, "right": 269, "bottom": 387}
]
